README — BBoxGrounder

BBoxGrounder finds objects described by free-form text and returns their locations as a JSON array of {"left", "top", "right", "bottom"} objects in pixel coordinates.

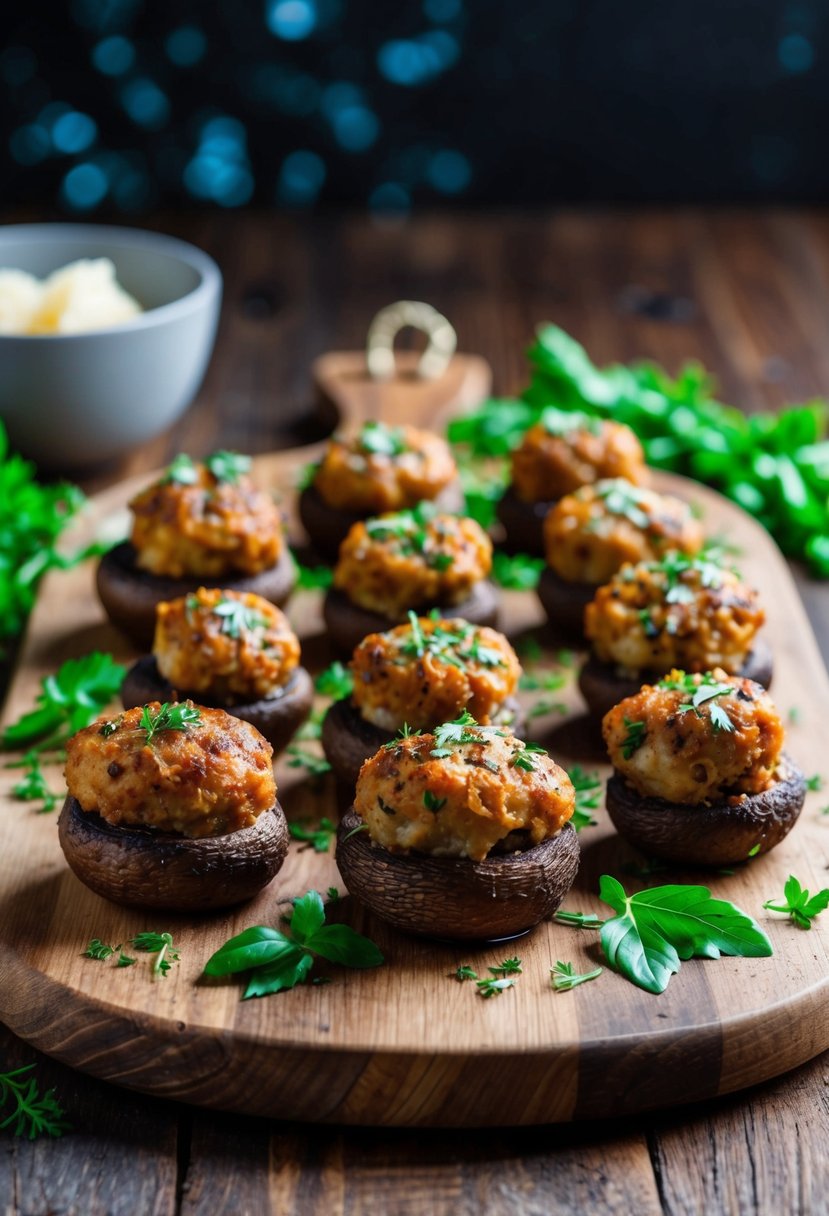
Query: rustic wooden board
[{"left": 2, "top": 444, "right": 829, "bottom": 1126}]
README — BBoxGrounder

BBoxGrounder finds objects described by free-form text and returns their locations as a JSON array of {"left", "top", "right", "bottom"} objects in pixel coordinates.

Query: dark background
[{"left": 2, "top": 0, "right": 828, "bottom": 214}]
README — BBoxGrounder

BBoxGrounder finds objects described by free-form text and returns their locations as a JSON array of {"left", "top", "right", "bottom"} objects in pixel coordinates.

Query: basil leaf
[
  {"left": 243, "top": 949, "right": 312, "bottom": 999},
  {"left": 599, "top": 875, "right": 772, "bottom": 995},
  {"left": 304, "top": 924, "right": 385, "bottom": 968},
  {"left": 203, "top": 927, "right": 296, "bottom": 976},
  {"left": 289, "top": 890, "right": 326, "bottom": 945}
]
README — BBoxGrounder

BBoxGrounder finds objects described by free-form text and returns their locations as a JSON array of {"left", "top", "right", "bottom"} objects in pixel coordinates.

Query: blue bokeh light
[
  {"left": 91, "top": 35, "right": 135, "bottom": 75},
  {"left": 61, "top": 162, "right": 109, "bottom": 209},
  {"left": 276, "top": 149, "right": 326, "bottom": 205},
  {"left": 120, "top": 78, "right": 170, "bottom": 129},
  {"left": 778, "top": 33, "right": 814, "bottom": 73},
  {"left": 369, "top": 182, "right": 410, "bottom": 213},
  {"left": 52, "top": 111, "right": 98, "bottom": 155},
  {"left": 423, "top": 0, "right": 461, "bottom": 21},
  {"left": 184, "top": 115, "right": 254, "bottom": 207},
  {"left": 332, "top": 105, "right": 379, "bottom": 151},
  {"left": 165, "top": 26, "right": 207, "bottom": 67},
  {"left": 266, "top": 0, "right": 317, "bottom": 41},
  {"left": 427, "top": 148, "right": 470, "bottom": 194},
  {"left": 377, "top": 32, "right": 458, "bottom": 86},
  {"left": 9, "top": 124, "right": 51, "bottom": 166}
]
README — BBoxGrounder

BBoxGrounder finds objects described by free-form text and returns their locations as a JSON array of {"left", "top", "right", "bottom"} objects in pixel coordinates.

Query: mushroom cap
[
  {"left": 495, "top": 483, "right": 552, "bottom": 556},
  {"left": 322, "top": 581, "right": 499, "bottom": 658},
  {"left": 536, "top": 565, "right": 597, "bottom": 640},
  {"left": 605, "top": 752, "right": 805, "bottom": 866},
  {"left": 121, "top": 656, "right": 313, "bottom": 754},
  {"left": 299, "top": 479, "right": 464, "bottom": 562},
  {"left": 578, "top": 637, "right": 774, "bottom": 720},
  {"left": 321, "top": 694, "right": 526, "bottom": 790},
  {"left": 96, "top": 541, "right": 296, "bottom": 648},
  {"left": 58, "top": 796, "right": 289, "bottom": 910},
  {"left": 335, "top": 807, "right": 580, "bottom": 940}
]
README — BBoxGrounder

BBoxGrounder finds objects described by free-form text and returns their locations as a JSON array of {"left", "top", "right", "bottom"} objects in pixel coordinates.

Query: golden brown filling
[
  {"left": 544, "top": 479, "right": 704, "bottom": 585},
  {"left": 350, "top": 616, "right": 520, "bottom": 731},
  {"left": 130, "top": 453, "right": 283, "bottom": 579},
  {"left": 585, "top": 552, "right": 764, "bottom": 675},
  {"left": 333, "top": 508, "right": 492, "bottom": 617},
  {"left": 354, "top": 717, "right": 574, "bottom": 861},
  {"left": 511, "top": 415, "right": 647, "bottom": 503},
  {"left": 65, "top": 702, "right": 276, "bottom": 838},
  {"left": 154, "top": 588, "right": 300, "bottom": 703},
  {"left": 314, "top": 421, "right": 457, "bottom": 513},
  {"left": 602, "top": 669, "right": 784, "bottom": 805}
]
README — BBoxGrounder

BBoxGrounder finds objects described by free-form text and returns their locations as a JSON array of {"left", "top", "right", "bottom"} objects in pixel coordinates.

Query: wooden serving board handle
[{"left": 312, "top": 350, "right": 493, "bottom": 432}]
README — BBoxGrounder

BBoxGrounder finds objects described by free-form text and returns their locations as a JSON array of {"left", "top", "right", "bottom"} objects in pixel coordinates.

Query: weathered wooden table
[{"left": 3, "top": 210, "right": 829, "bottom": 1215}]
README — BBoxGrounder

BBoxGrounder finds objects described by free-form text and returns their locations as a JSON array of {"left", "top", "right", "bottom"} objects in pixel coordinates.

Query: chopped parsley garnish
[
  {"left": 290, "top": 554, "right": 334, "bottom": 589},
  {"left": 649, "top": 547, "right": 733, "bottom": 603},
  {"left": 0, "top": 1064, "right": 71, "bottom": 1140},
  {"left": 568, "top": 764, "right": 602, "bottom": 830},
  {"left": 289, "top": 818, "right": 336, "bottom": 852},
  {"left": 454, "top": 964, "right": 478, "bottom": 982},
  {"left": 128, "top": 931, "right": 181, "bottom": 979},
  {"left": 162, "top": 453, "right": 197, "bottom": 484},
  {"left": 491, "top": 551, "right": 544, "bottom": 590},
  {"left": 382, "top": 723, "right": 422, "bottom": 749},
  {"left": 763, "top": 875, "right": 829, "bottom": 929},
  {"left": 429, "top": 711, "right": 505, "bottom": 758},
  {"left": 621, "top": 716, "right": 647, "bottom": 759},
  {"left": 139, "top": 702, "right": 202, "bottom": 745},
  {"left": 358, "top": 420, "right": 407, "bottom": 457},
  {"left": 286, "top": 746, "right": 332, "bottom": 777},
  {"left": 423, "top": 789, "right": 447, "bottom": 813},
  {"left": 806, "top": 774, "right": 823, "bottom": 792},
  {"left": 476, "top": 976, "right": 516, "bottom": 998},
  {"left": 83, "top": 938, "right": 117, "bottom": 961},
  {"left": 212, "top": 596, "right": 270, "bottom": 638},
  {"left": 365, "top": 504, "right": 455, "bottom": 571},
  {"left": 205, "top": 450, "right": 251, "bottom": 484},
  {"left": 550, "top": 960, "right": 603, "bottom": 992},
  {"left": 203, "top": 889, "right": 383, "bottom": 999},
  {"left": 489, "top": 957, "right": 522, "bottom": 975},
  {"left": 509, "top": 742, "right": 547, "bottom": 772},
  {"left": 595, "top": 480, "right": 654, "bottom": 530},
  {"left": 658, "top": 671, "right": 736, "bottom": 733},
  {"left": 8, "top": 750, "right": 62, "bottom": 813},
  {"left": 315, "top": 661, "right": 354, "bottom": 700},
  {"left": 397, "top": 613, "right": 504, "bottom": 673}
]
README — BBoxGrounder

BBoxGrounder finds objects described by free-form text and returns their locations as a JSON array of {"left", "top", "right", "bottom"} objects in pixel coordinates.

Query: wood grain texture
[{"left": 1, "top": 450, "right": 828, "bottom": 1126}]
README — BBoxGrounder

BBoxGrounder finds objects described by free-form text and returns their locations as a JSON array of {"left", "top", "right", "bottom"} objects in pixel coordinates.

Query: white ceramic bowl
[{"left": 0, "top": 223, "right": 222, "bottom": 469}]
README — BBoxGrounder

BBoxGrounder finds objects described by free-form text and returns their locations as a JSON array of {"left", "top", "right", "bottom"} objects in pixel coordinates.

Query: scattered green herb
[
  {"left": 203, "top": 889, "right": 383, "bottom": 999},
  {"left": 568, "top": 764, "right": 602, "bottom": 830},
  {"left": 0, "top": 1064, "right": 70, "bottom": 1140},
  {"left": 554, "top": 909, "right": 605, "bottom": 929},
  {"left": 788, "top": 706, "right": 801, "bottom": 725},
  {"left": 476, "top": 976, "right": 516, "bottom": 998},
  {"left": 423, "top": 790, "right": 447, "bottom": 813},
  {"left": 116, "top": 952, "right": 137, "bottom": 968},
  {"left": 806, "top": 774, "right": 824, "bottom": 792},
  {"left": 286, "top": 746, "right": 332, "bottom": 777},
  {"left": 383, "top": 723, "right": 422, "bottom": 749},
  {"left": 491, "top": 551, "right": 544, "bottom": 590},
  {"left": 82, "top": 938, "right": 117, "bottom": 961},
  {"left": 326, "top": 887, "right": 339, "bottom": 902},
  {"left": 550, "top": 961, "right": 603, "bottom": 992},
  {"left": 430, "top": 711, "right": 505, "bottom": 758},
  {"left": 2, "top": 652, "right": 126, "bottom": 750},
  {"left": 211, "top": 596, "right": 270, "bottom": 638},
  {"left": 292, "top": 559, "right": 334, "bottom": 590},
  {"left": 288, "top": 818, "right": 336, "bottom": 852},
  {"left": 489, "top": 957, "right": 522, "bottom": 975},
  {"left": 763, "top": 875, "right": 829, "bottom": 929},
  {"left": 454, "top": 964, "right": 478, "bottom": 982},
  {"left": 139, "top": 702, "right": 201, "bottom": 746},
  {"left": 205, "top": 450, "right": 251, "bottom": 484},
  {"left": 315, "top": 662, "right": 354, "bottom": 701},
  {"left": 621, "top": 716, "right": 647, "bottom": 760},
  {"left": 659, "top": 671, "right": 735, "bottom": 733},
  {"left": 162, "top": 453, "right": 198, "bottom": 484},
  {"left": 357, "top": 420, "right": 407, "bottom": 457},
  {"left": 365, "top": 504, "right": 455, "bottom": 571},
  {"left": 747, "top": 843, "right": 762, "bottom": 858},
  {"left": 8, "top": 750, "right": 62, "bottom": 813},
  {"left": 509, "top": 741, "right": 546, "bottom": 772},
  {"left": 128, "top": 931, "right": 180, "bottom": 979}
]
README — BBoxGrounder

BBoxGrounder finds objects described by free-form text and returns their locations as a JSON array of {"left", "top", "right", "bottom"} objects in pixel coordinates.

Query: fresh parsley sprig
[
  {"left": 659, "top": 671, "right": 736, "bottom": 733},
  {"left": 314, "top": 662, "right": 354, "bottom": 701},
  {"left": 290, "top": 554, "right": 334, "bottom": 590},
  {"left": 357, "top": 420, "right": 407, "bottom": 457},
  {"left": 491, "top": 551, "right": 544, "bottom": 590},
  {"left": 568, "top": 764, "right": 602, "bottom": 831},
  {"left": 139, "top": 702, "right": 202, "bottom": 745},
  {"left": 2, "top": 653, "right": 126, "bottom": 750},
  {"left": 7, "top": 749, "right": 62, "bottom": 813},
  {"left": 288, "top": 817, "right": 336, "bottom": 852},
  {"left": 205, "top": 450, "right": 251, "bottom": 484},
  {"left": 210, "top": 596, "right": 270, "bottom": 638},
  {"left": 203, "top": 890, "right": 383, "bottom": 999},
  {"left": 621, "top": 716, "right": 647, "bottom": 759},
  {"left": 286, "top": 745, "right": 332, "bottom": 777},
  {"left": 454, "top": 964, "right": 478, "bottom": 982},
  {"left": 550, "top": 961, "right": 603, "bottom": 992},
  {"left": 129, "top": 931, "right": 180, "bottom": 978},
  {"left": 0, "top": 1064, "right": 70, "bottom": 1140},
  {"left": 763, "top": 875, "right": 829, "bottom": 929}
]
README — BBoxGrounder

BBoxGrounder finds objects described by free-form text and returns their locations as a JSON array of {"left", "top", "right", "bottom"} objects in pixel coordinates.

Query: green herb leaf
[
  {"left": 621, "top": 716, "right": 647, "bottom": 760},
  {"left": 568, "top": 764, "right": 602, "bottom": 830},
  {"left": 454, "top": 964, "right": 478, "bottom": 982},
  {"left": 203, "top": 926, "right": 298, "bottom": 976},
  {"left": 244, "top": 949, "right": 313, "bottom": 999},
  {"left": 476, "top": 976, "right": 516, "bottom": 998},
  {"left": 82, "top": 938, "right": 117, "bottom": 961},
  {"left": 0, "top": 1064, "right": 71, "bottom": 1139},
  {"left": 315, "top": 661, "right": 354, "bottom": 700},
  {"left": 288, "top": 817, "right": 336, "bottom": 852},
  {"left": 763, "top": 874, "right": 829, "bottom": 929},
  {"left": 205, "top": 450, "right": 251, "bottom": 484},
  {"left": 491, "top": 551, "right": 544, "bottom": 590},
  {"left": 423, "top": 789, "right": 447, "bottom": 813},
  {"left": 358, "top": 420, "right": 407, "bottom": 457},
  {"left": 211, "top": 597, "right": 270, "bottom": 638},
  {"left": 2, "top": 652, "right": 126, "bottom": 749},
  {"left": 163, "top": 453, "right": 197, "bottom": 484},
  {"left": 286, "top": 745, "right": 332, "bottom": 777},
  {"left": 139, "top": 702, "right": 202, "bottom": 746},
  {"left": 554, "top": 909, "right": 605, "bottom": 929},
  {"left": 598, "top": 875, "right": 772, "bottom": 994},
  {"left": 806, "top": 774, "right": 823, "bottom": 792},
  {"left": 128, "top": 931, "right": 180, "bottom": 979},
  {"left": 489, "top": 957, "right": 522, "bottom": 975},
  {"left": 550, "top": 961, "right": 603, "bottom": 992},
  {"left": 9, "top": 750, "right": 62, "bottom": 813},
  {"left": 291, "top": 557, "right": 334, "bottom": 590},
  {"left": 289, "top": 890, "right": 327, "bottom": 943}
]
